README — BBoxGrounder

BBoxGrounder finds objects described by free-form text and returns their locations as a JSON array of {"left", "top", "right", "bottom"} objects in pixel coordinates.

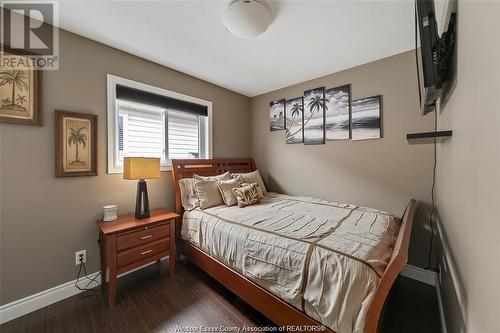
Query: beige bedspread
[{"left": 181, "top": 193, "right": 400, "bottom": 333}]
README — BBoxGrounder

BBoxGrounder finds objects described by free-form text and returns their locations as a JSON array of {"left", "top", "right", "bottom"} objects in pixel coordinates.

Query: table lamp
[{"left": 123, "top": 157, "right": 160, "bottom": 219}]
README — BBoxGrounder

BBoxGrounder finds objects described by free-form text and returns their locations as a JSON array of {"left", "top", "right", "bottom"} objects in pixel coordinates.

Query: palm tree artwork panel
[
  {"left": 303, "top": 87, "right": 326, "bottom": 145},
  {"left": 55, "top": 111, "right": 98, "bottom": 177},
  {"left": 269, "top": 99, "right": 285, "bottom": 131},
  {"left": 351, "top": 95, "right": 381, "bottom": 140},
  {"left": 325, "top": 85, "right": 351, "bottom": 140},
  {"left": 285, "top": 97, "right": 303, "bottom": 144},
  {"left": 65, "top": 118, "right": 90, "bottom": 171},
  {"left": 0, "top": 51, "right": 41, "bottom": 125}
]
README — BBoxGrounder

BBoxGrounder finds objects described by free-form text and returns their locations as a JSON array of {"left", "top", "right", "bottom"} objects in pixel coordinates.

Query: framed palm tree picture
[
  {"left": 55, "top": 110, "right": 98, "bottom": 177},
  {"left": 0, "top": 50, "right": 42, "bottom": 126},
  {"left": 285, "top": 97, "right": 303, "bottom": 144},
  {"left": 303, "top": 87, "right": 326, "bottom": 145}
]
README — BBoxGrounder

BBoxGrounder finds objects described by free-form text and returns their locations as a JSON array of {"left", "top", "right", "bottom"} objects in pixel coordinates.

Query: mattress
[{"left": 181, "top": 193, "right": 400, "bottom": 333}]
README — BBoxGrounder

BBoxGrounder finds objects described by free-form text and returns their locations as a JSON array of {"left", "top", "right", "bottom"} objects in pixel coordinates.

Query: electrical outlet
[{"left": 75, "top": 250, "right": 86, "bottom": 265}]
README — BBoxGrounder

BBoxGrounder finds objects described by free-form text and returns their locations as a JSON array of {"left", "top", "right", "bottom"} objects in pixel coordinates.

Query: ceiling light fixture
[{"left": 223, "top": 0, "right": 272, "bottom": 39}]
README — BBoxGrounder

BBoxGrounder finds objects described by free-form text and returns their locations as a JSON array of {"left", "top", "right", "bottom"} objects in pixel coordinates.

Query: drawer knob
[
  {"left": 140, "top": 235, "right": 152, "bottom": 240},
  {"left": 141, "top": 250, "right": 153, "bottom": 256}
]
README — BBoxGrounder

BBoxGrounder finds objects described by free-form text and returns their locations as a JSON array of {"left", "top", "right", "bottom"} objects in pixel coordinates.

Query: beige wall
[
  {"left": 250, "top": 50, "right": 435, "bottom": 267},
  {"left": 4, "top": 10, "right": 498, "bottom": 332},
  {"left": 0, "top": 30, "right": 251, "bottom": 304},
  {"left": 436, "top": 1, "right": 500, "bottom": 333}
]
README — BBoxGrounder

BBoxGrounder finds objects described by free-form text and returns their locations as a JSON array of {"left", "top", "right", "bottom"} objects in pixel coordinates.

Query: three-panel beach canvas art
[{"left": 269, "top": 84, "right": 381, "bottom": 143}]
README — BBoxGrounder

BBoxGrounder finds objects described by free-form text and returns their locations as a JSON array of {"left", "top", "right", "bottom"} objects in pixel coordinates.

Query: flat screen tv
[{"left": 416, "top": 0, "right": 456, "bottom": 114}]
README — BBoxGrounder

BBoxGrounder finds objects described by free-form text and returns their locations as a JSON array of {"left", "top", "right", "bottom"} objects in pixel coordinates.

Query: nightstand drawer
[
  {"left": 117, "top": 238, "right": 169, "bottom": 268},
  {"left": 117, "top": 223, "right": 170, "bottom": 251}
]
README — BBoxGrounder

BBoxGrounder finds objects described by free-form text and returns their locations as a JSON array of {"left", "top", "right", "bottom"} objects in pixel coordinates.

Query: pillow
[
  {"left": 232, "top": 170, "right": 267, "bottom": 195},
  {"left": 232, "top": 183, "right": 261, "bottom": 208},
  {"left": 241, "top": 182, "right": 264, "bottom": 199},
  {"left": 194, "top": 178, "right": 225, "bottom": 209},
  {"left": 194, "top": 172, "right": 231, "bottom": 181},
  {"left": 178, "top": 178, "right": 199, "bottom": 211},
  {"left": 217, "top": 179, "right": 241, "bottom": 206}
]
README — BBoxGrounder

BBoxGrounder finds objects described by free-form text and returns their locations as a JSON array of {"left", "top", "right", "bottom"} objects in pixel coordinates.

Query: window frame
[{"left": 107, "top": 74, "right": 213, "bottom": 174}]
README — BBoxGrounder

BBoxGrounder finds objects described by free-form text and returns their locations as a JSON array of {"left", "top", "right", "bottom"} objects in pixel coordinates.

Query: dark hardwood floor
[
  {"left": 0, "top": 260, "right": 441, "bottom": 333},
  {"left": 379, "top": 274, "right": 441, "bottom": 333}
]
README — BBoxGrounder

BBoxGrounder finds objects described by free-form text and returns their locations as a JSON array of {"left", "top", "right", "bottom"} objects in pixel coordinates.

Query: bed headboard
[{"left": 171, "top": 158, "right": 256, "bottom": 236}]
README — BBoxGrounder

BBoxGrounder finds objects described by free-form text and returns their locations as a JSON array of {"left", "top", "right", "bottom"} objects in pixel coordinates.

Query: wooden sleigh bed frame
[{"left": 171, "top": 158, "right": 415, "bottom": 333}]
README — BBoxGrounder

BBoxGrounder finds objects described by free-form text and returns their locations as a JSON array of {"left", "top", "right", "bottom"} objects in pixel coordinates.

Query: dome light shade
[{"left": 223, "top": 0, "right": 272, "bottom": 39}]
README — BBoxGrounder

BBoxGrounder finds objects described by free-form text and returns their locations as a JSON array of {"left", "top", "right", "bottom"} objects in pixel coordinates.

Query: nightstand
[{"left": 96, "top": 208, "right": 179, "bottom": 305}]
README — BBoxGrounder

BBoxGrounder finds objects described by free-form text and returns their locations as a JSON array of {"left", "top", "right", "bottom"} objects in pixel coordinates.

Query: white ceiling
[{"left": 56, "top": 0, "right": 416, "bottom": 97}]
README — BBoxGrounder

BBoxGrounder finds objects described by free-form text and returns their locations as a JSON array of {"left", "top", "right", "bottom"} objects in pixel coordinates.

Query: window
[
  {"left": 107, "top": 75, "right": 212, "bottom": 173},
  {"left": 117, "top": 101, "right": 166, "bottom": 162},
  {"left": 167, "top": 110, "right": 205, "bottom": 159}
]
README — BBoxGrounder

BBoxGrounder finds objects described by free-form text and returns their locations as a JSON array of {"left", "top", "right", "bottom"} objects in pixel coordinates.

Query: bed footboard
[{"left": 364, "top": 199, "right": 416, "bottom": 333}]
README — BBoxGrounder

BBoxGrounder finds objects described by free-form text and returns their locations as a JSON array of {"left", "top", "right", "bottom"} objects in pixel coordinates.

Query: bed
[{"left": 171, "top": 159, "right": 415, "bottom": 333}]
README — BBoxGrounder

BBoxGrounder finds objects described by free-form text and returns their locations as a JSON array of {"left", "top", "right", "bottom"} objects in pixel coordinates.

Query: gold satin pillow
[
  {"left": 217, "top": 179, "right": 241, "bottom": 206},
  {"left": 194, "top": 179, "right": 224, "bottom": 209},
  {"left": 194, "top": 172, "right": 231, "bottom": 181},
  {"left": 179, "top": 178, "right": 199, "bottom": 211},
  {"left": 232, "top": 183, "right": 261, "bottom": 208},
  {"left": 232, "top": 170, "right": 267, "bottom": 195}
]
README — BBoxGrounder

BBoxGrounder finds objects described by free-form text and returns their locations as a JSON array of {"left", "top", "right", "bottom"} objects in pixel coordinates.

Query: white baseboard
[
  {"left": 0, "top": 257, "right": 168, "bottom": 324},
  {"left": 0, "top": 272, "right": 101, "bottom": 324},
  {"left": 400, "top": 266, "right": 448, "bottom": 333},
  {"left": 435, "top": 220, "right": 466, "bottom": 324},
  {"left": 401, "top": 264, "right": 436, "bottom": 286},
  {"left": 435, "top": 273, "right": 448, "bottom": 333}
]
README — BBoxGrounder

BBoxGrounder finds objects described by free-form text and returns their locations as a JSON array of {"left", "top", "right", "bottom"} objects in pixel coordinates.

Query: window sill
[{"left": 108, "top": 164, "right": 173, "bottom": 174}]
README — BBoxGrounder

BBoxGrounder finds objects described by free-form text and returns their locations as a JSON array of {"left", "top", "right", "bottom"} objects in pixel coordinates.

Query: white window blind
[
  {"left": 168, "top": 111, "right": 199, "bottom": 159},
  {"left": 116, "top": 101, "right": 206, "bottom": 167},
  {"left": 107, "top": 75, "right": 212, "bottom": 173},
  {"left": 118, "top": 103, "right": 166, "bottom": 163}
]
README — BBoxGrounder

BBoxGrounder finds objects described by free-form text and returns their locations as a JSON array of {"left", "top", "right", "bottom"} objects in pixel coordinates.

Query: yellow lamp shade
[{"left": 123, "top": 157, "right": 160, "bottom": 180}]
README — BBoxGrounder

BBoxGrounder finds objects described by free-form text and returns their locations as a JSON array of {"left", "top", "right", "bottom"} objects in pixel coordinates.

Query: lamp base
[{"left": 135, "top": 179, "right": 150, "bottom": 219}]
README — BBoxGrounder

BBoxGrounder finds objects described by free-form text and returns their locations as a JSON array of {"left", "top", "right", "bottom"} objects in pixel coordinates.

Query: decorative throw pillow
[
  {"left": 194, "top": 179, "right": 224, "bottom": 209},
  {"left": 217, "top": 179, "right": 241, "bottom": 206},
  {"left": 240, "top": 182, "right": 264, "bottom": 199},
  {"left": 194, "top": 172, "right": 231, "bottom": 182},
  {"left": 232, "top": 183, "right": 261, "bottom": 208},
  {"left": 232, "top": 170, "right": 267, "bottom": 195},
  {"left": 179, "top": 178, "right": 199, "bottom": 211}
]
